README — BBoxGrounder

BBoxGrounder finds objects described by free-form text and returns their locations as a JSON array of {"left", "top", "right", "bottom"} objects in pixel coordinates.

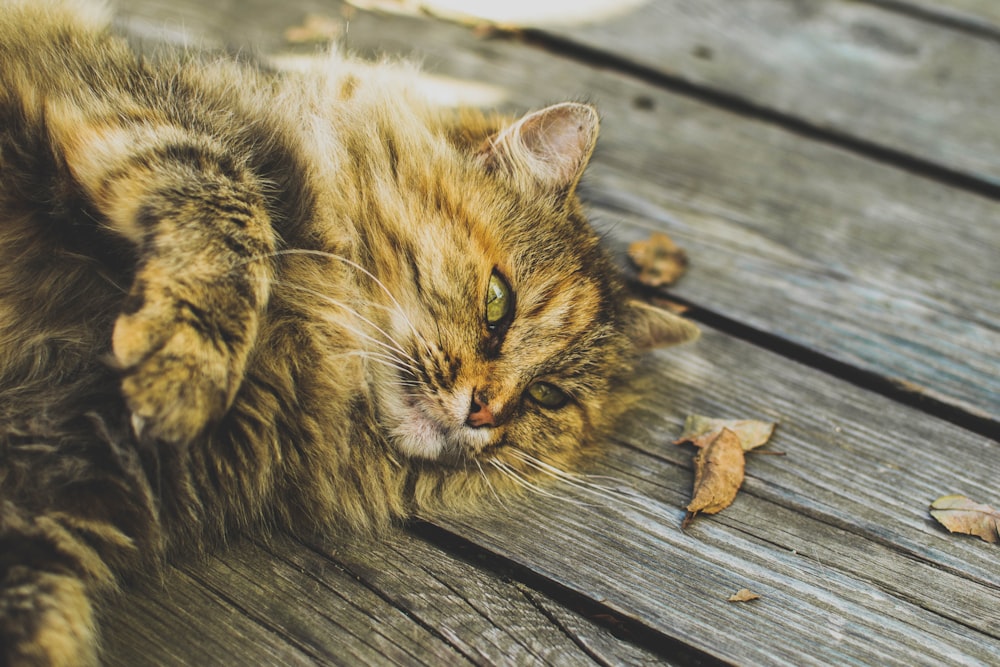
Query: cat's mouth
[{"left": 391, "top": 392, "right": 492, "bottom": 463}]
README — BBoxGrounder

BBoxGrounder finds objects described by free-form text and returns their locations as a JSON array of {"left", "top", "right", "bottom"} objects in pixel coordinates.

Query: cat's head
[{"left": 360, "top": 101, "right": 698, "bottom": 480}]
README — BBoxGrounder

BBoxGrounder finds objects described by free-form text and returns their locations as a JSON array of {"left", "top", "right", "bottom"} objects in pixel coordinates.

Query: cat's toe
[{"left": 113, "top": 312, "right": 233, "bottom": 445}]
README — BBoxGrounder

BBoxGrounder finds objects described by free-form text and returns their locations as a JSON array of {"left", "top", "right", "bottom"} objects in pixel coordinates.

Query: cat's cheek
[{"left": 512, "top": 408, "right": 587, "bottom": 460}]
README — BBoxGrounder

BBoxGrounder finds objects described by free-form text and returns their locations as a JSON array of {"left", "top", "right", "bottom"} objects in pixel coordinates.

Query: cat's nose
[{"left": 466, "top": 393, "right": 495, "bottom": 428}]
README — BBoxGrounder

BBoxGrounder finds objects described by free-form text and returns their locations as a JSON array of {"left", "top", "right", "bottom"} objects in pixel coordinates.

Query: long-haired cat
[{"left": 0, "top": 1, "right": 699, "bottom": 664}]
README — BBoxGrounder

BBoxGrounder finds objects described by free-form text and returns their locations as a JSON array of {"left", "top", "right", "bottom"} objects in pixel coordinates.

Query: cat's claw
[{"left": 130, "top": 413, "right": 147, "bottom": 440}]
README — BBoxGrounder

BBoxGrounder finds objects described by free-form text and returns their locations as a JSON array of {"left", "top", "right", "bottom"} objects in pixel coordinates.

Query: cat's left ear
[
  {"left": 480, "top": 102, "right": 599, "bottom": 194},
  {"left": 624, "top": 299, "right": 701, "bottom": 351}
]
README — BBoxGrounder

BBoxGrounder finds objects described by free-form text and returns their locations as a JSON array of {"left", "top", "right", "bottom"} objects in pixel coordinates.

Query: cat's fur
[{"left": 0, "top": 1, "right": 699, "bottom": 664}]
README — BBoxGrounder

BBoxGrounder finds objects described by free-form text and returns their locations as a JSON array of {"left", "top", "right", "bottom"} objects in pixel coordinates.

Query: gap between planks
[
  {"left": 858, "top": 0, "right": 1000, "bottom": 41},
  {"left": 407, "top": 521, "right": 730, "bottom": 667},
  {"left": 629, "top": 286, "right": 1000, "bottom": 441}
]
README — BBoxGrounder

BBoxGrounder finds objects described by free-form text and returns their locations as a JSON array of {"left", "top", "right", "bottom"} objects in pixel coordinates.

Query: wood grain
[
  {"left": 100, "top": 531, "right": 669, "bottom": 665},
  {"left": 102, "top": 537, "right": 466, "bottom": 665},
  {"left": 99, "top": 563, "right": 316, "bottom": 666}
]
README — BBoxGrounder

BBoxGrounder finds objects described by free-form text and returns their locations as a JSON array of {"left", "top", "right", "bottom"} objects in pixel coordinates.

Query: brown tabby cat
[{"left": 0, "top": 1, "right": 699, "bottom": 664}]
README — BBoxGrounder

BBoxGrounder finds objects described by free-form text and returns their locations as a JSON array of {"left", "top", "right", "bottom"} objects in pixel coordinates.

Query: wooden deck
[{"left": 102, "top": 1, "right": 999, "bottom": 664}]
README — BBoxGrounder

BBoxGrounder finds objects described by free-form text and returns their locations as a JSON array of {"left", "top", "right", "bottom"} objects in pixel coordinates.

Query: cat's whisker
[
  {"left": 488, "top": 460, "right": 596, "bottom": 508},
  {"left": 507, "top": 449, "right": 657, "bottom": 516},
  {"left": 488, "top": 460, "right": 547, "bottom": 496},
  {"left": 475, "top": 459, "right": 505, "bottom": 507},
  {"left": 257, "top": 249, "right": 432, "bottom": 354},
  {"left": 508, "top": 450, "right": 627, "bottom": 500},
  {"left": 325, "top": 349, "right": 419, "bottom": 379},
  {"left": 390, "top": 382, "right": 425, "bottom": 396},
  {"left": 303, "top": 301, "right": 421, "bottom": 376},
  {"left": 331, "top": 322, "right": 419, "bottom": 374},
  {"left": 319, "top": 346, "right": 420, "bottom": 388},
  {"left": 273, "top": 279, "right": 419, "bottom": 366}
]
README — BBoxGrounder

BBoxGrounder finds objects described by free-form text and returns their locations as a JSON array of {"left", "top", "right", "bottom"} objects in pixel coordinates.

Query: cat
[{"left": 0, "top": 1, "right": 699, "bottom": 664}]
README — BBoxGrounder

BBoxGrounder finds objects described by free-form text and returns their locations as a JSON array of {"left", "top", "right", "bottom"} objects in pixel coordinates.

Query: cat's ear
[
  {"left": 479, "top": 102, "right": 599, "bottom": 194},
  {"left": 624, "top": 299, "right": 701, "bottom": 351}
]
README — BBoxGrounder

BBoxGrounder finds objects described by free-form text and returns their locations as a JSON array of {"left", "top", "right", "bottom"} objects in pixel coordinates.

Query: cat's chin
[{"left": 392, "top": 415, "right": 450, "bottom": 460}]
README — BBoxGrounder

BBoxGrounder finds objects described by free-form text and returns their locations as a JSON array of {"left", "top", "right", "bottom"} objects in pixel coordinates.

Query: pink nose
[{"left": 466, "top": 394, "right": 495, "bottom": 428}]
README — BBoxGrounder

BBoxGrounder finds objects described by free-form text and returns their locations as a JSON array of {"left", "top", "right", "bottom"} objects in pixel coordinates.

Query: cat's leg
[
  {"left": 53, "top": 117, "right": 276, "bottom": 445},
  {"left": 1, "top": 410, "right": 160, "bottom": 667},
  {"left": 1, "top": 503, "right": 108, "bottom": 667}
]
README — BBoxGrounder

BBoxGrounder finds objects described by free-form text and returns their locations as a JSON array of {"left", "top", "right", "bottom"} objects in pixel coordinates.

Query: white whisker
[
  {"left": 262, "top": 249, "right": 432, "bottom": 354},
  {"left": 490, "top": 460, "right": 597, "bottom": 508},
  {"left": 507, "top": 449, "right": 659, "bottom": 517},
  {"left": 325, "top": 349, "right": 418, "bottom": 379},
  {"left": 476, "top": 459, "right": 504, "bottom": 507},
  {"left": 274, "top": 279, "right": 418, "bottom": 366}
]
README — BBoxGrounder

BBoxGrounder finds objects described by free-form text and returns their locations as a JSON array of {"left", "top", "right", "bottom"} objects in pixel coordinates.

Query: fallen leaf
[
  {"left": 930, "top": 494, "right": 1000, "bottom": 544},
  {"left": 628, "top": 232, "right": 689, "bottom": 287},
  {"left": 683, "top": 428, "right": 745, "bottom": 528},
  {"left": 728, "top": 588, "right": 761, "bottom": 602},
  {"left": 284, "top": 14, "right": 342, "bottom": 44},
  {"left": 674, "top": 414, "right": 777, "bottom": 452}
]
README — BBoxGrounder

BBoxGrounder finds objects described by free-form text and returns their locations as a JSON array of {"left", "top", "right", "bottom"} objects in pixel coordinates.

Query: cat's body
[{"left": 0, "top": 2, "right": 697, "bottom": 664}]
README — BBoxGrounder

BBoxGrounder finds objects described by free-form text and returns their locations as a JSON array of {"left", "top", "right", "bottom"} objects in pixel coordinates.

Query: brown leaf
[
  {"left": 728, "top": 588, "right": 761, "bottom": 603},
  {"left": 628, "top": 232, "right": 688, "bottom": 287},
  {"left": 683, "top": 428, "right": 745, "bottom": 527},
  {"left": 930, "top": 494, "right": 1000, "bottom": 544},
  {"left": 674, "top": 414, "right": 777, "bottom": 452}
]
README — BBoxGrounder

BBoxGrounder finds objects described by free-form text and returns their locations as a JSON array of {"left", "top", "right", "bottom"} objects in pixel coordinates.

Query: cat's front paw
[
  {"left": 113, "top": 290, "right": 243, "bottom": 445},
  {"left": 0, "top": 571, "right": 99, "bottom": 667}
]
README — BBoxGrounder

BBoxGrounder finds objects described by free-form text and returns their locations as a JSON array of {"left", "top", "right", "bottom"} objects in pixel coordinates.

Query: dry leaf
[
  {"left": 628, "top": 232, "right": 688, "bottom": 287},
  {"left": 674, "top": 414, "right": 777, "bottom": 452},
  {"left": 728, "top": 588, "right": 760, "bottom": 603},
  {"left": 930, "top": 495, "right": 1000, "bottom": 544},
  {"left": 683, "top": 428, "right": 745, "bottom": 528},
  {"left": 284, "top": 14, "right": 342, "bottom": 44}
]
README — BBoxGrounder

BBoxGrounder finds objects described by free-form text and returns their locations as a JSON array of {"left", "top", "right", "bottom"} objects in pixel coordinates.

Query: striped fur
[{"left": 0, "top": 2, "right": 699, "bottom": 663}]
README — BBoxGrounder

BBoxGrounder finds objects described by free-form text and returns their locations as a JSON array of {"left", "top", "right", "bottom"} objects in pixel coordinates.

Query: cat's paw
[
  {"left": 113, "top": 292, "right": 241, "bottom": 445},
  {"left": 0, "top": 570, "right": 99, "bottom": 667}
]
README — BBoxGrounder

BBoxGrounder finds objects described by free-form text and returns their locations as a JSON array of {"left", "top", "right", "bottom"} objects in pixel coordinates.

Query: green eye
[
  {"left": 527, "top": 382, "right": 568, "bottom": 409},
  {"left": 485, "top": 270, "right": 513, "bottom": 328}
]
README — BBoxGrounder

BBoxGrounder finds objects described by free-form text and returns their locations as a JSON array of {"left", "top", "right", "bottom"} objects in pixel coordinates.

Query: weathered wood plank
[
  {"left": 100, "top": 531, "right": 670, "bottom": 666},
  {"left": 406, "top": 0, "right": 1000, "bottom": 189},
  {"left": 519, "top": 589, "right": 678, "bottom": 667},
  {"left": 430, "top": 327, "right": 1000, "bottom": 665},
  {"left": 102, "top": 537, "right": 467, "bottom": 665},
  {"left": 99, "top": 565, "right": 316, "bottom": 666},
  {"left": 296, "top": 531, "right": 674, "bottom": 666},
  {"left": 619, "top": 328, "right": 1000, "bottom": 603}
]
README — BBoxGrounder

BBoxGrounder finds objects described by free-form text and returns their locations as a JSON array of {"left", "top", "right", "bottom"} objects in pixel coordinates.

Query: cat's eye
[
  {"left": 485, "top": 270, "right": 513, "bottom": 329},
  {"left": 527, "top": 381, "right": 568, "bottom": 409}
]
